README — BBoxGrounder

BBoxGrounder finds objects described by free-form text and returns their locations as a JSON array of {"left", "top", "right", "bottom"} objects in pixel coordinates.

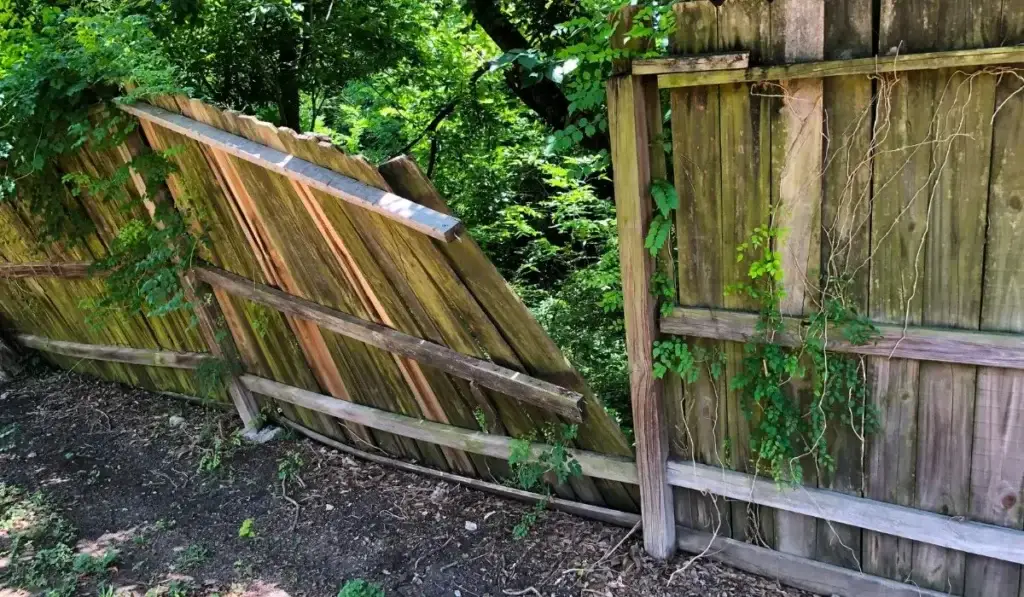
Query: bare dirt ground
[{"left": 0, "top": 368, "right": 811, "bottom": 597}]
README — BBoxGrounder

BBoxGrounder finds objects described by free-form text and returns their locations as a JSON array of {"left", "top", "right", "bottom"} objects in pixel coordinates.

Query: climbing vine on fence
[{"left": 649, "top": 198, "right": 880, "bottom": 485}]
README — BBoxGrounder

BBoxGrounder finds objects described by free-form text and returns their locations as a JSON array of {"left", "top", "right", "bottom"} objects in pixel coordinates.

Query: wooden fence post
[{"left": 607, "top": 73, "right": 676, "bottom": 558}]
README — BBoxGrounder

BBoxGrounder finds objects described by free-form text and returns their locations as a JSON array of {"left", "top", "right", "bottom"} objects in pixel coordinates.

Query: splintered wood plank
[
  {"left": 0, "top": 262, "right": 92, "bottom": 278},
  {"left": 607, "top": 73, "right": 676, "bottom": 557},
  {"left": 911, "top": 67, "right": 995, "bottom": 594},
  {"left": 964, "top": 70, "right": 1024, "bottom": 597},
  {"left": 717, "top": 0, "right": 773, "bottom": 546},
  {"left": 667, "top": 0, "right": 730, "bottom": 538},
  {"left": 815, "top": 0, "right": 874, "bottom": 571},
  {"left": 769, "top": 0, "right": 825, "bottom": 561},
  {"left": 117, "top": 102, "right": 462, "bottom": 241},
  {"left": 378, "top": 157, "right": 639, "bottom": 510}
]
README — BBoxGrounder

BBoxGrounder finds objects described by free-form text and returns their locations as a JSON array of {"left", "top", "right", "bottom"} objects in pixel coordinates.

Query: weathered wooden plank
[
  {"left": 911, "top": 66, "right": 995, "bottom": 594},
  {"left": 0, "top": 262, "right": 93, "bottom": 278},
  {"left": 16, "top": 334, "right": 212, "bottom": 369},
  {"left": 117, "top": 102, "right": 461, "bottom": 241},
  {"left": 863, "top": 54, "right": 933, "bottom": 580},
  {"left": 667, "top": 0, "right": 730, "bottom": 538},
  {"left": 242, "top": 374, "right": 638, "bottom": 484},
  {"left": 657, "top": 46, "right": 1024, "bottom": 88},
  {"left": 717, "top": 0, "right": 773, "bottom": 545},
  {"left": 195, "top": 265, "right": 584, "bottom": 421},
  {"left": 965, "top": 69, "right": 1024, "bottom": 597},
  {"left": 136, "top": 94, "right": 340, "bottom": 439},
  {"left": 607, "top": 73, "right": 675, "bottom": 557},
  {"left": 666, "top": 459, "right": 1024, "bottom": 564},
  {"left": 661, "top": 307, "right": 1024, "bottom": 369},
  {"left": 676, "top": 526, "right": 949, "bottom": 597},
  {"left": 770, "top": 0, "right": 826, "bottom": 560},
  {"left": 815, "top": 0, "right": 874, "bottom": 571},
  {"left": 632, "top": 52, "right": 749, "bottom": 75},
  {"left": 378, "top": 156, "right": 639, "bottom": 511}
]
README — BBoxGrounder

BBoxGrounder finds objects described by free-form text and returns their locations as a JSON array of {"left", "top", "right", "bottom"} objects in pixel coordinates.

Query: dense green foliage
[{"left": 1, "top": 0, "right": 681, "bottom": 430}]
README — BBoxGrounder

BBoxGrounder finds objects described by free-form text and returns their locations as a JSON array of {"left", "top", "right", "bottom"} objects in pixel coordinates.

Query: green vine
[
  {"left": 653, "top": 222, "right": 880, "bottom": 486},
  {"left": 507, "top": 423, "right": 582, "bottom": 539}
]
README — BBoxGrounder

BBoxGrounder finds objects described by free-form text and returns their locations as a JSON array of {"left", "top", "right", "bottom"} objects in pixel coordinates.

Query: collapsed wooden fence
[
  {"left": 0, "top": 93, "right": 640, "bottom": 511},
  {"left": 609, "top": 0, "right": 1024, "bottom": 596}
]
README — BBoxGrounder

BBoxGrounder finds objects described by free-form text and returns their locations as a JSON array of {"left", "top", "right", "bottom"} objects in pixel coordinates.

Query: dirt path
[{"left": 0, "top": 369, "right": 810, "bottom": 597}]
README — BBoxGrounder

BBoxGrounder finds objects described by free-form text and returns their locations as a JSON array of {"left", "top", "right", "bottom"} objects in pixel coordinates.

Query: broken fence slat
[{"left": 16, "top": 334, "right": 213, "bottom": 370}]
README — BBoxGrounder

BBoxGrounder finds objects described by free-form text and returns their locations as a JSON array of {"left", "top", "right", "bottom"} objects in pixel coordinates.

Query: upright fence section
[
  {"left": 0, "top": 94, "right": 639, "bottom": 511},
  {"left": 609, "top": 0, "right": 1024, "bottom": 595}
]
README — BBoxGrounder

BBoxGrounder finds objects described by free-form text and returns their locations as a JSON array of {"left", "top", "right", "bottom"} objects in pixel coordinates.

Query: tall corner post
[{"left": 607, "top": 73, "right": 677, "bottom": 559}]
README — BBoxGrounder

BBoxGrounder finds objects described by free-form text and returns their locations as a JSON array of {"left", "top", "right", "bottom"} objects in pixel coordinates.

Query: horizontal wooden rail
[
  {"left": 657, "top": 45, "right": 1024, "bottom": 88},
  {"left": 666, "top": 460, "right": 1024, "bottom": 565},
  {"left": 17, "top": 334, "right": 213, "bottom": 369},
  {"left": 196, "top": 266, "right": 585, "bottom": 421},
  {"left": 117, "top": 102, "right": 462, "bottom": 241},
  {"left": 241, "top": 374, "right": 637, "bottom": 483},
  {"left": 0, "top": 262, "right": 93, "bottom": 278},
  {"left": 632, "top": 51, "right": 749, "bottom": 75},
  {"left": 676, "top": 526, "right": 948, "bottom": 597},
  {"left": 661, "top": 307, "right": 1024, "bottom": 369}
]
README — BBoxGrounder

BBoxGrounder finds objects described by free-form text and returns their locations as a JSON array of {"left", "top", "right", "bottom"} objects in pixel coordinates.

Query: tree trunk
[{"left": 277, "top": 27, "right": 303, "bottom": 132}]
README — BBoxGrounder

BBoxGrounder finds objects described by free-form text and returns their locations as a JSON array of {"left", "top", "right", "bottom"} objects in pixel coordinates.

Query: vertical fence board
[
  {"left": 862, "top": 70, "right": 933, "bottom": 582},
  {"left": 668, "top": 0, "right": 731, "bottom": 538},
  {"left": 964, "top": 70, "right": 1024, "bottom": 597},
  {"left": 911, "top": 65, "right": 995, "bottom": 593},
  {"left": 814, "top": 0, "right": 874, "bottom": 571},
  {"left": 717, "top": 0, "right": 774, "bottom": 546},
  {"left": 608, "top": 74, "right": 676, "bottom": 557},
  {"left": 770, "top": 0, "right": 825, "bottom": 561}
]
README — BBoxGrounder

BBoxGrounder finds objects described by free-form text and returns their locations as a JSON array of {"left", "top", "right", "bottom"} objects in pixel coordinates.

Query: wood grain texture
[
  {"left": 0, "top": 262, "right": 93, "bottom": 278},
  {"left": 657, "top": 46, "right": 1024, "bottom": 88},
  {"left": 195, "top": 266, "right": 584, "bottom": 421},
  {"left": 911, "top": 65, "right": 995, "bottom": 594},
  {"left": 660, "top": 307, "right": 1024, "bottom": 369},
  {"left": 242, "top": 374, "right": 639, "bottom": 484},
  {"left": 770, "top": 0, "right": 825, "bottom": 560},
  {"left": 814, "top": 0, "right": 874, "bottom": 571},
  {"left": 666, "top": 459, "right": 1024, "bottom": 564},
  {"left": 607, "top": 73, "right": 676, "bottom": 557},
  {"left": 378, "top": 156, "right": 639, "bottom": 511},
  {"left": 118, "top": 102, "right": 461, "bottom": 241},
  {"left": 965, "top": 67, "right": 1024, "bottom": 597},
  {"left": 632, "top": 52, "right": 749, "bottom": 75},
  {"left": 863, "top": 40, "right": 933, "bottom": 578},
  {"left": 717, "top": 0, "right": 773, "bottom": 545},
  {"left": 17, "top": 334, "right": 212, "bottom": 369},
  {"left": 667, "top": 0, "right": 731, "bottom": 538}
]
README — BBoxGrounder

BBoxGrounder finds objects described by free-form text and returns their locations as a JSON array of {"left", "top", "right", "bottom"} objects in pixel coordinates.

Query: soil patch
[{"left": 0, "top": 369, "right": 811, "bottom": 597}]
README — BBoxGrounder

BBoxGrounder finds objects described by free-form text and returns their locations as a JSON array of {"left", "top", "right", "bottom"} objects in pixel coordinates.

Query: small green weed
[
  {"left": 238, "top": 518, "right": 256, "bottom": 539},
  {"left": 0, "top": 484, "right": 117, "bottom": 595},
  {"left": 277, "top": 451, "right": 305, "bottom": 488},
  {"left": 175, "top": 543, "right": 209, "bottom": 571},
  {"left": 506, "top": 424, "right": 582, "bottom": 538},
  {"left": 337, "top": 579, "right": 385, "bottom": 597},
  {"left": 196, "top": 423, "right": 243, "bottom": 473}
]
